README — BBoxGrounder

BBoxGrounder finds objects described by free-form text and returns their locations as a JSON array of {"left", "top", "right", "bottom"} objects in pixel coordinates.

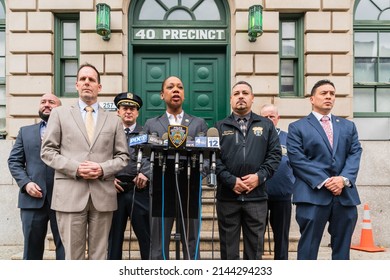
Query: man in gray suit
[
  {"left": 8, "top": 93, "right": 64, "bottom": 260},
  {"left": 41, "top": 63, "right": 129, "bottom": 260},
  {"left": 143, "top": 76, "right": 208, "bottom": 259}
]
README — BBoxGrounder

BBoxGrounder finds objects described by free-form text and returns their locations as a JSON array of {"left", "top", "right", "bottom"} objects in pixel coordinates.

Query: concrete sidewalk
[{"left": 1, "top": 244, "right": 389, "bottom": 260}]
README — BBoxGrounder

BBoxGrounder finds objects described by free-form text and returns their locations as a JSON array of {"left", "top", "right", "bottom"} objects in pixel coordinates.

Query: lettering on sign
[{"left": 134, "top": 28, "right": 226, "bottom": 40}]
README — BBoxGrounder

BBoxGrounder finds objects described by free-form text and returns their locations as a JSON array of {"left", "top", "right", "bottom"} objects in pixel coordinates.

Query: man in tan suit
[{"left": 41, "top": 63, "right": 129, "bottom": 260}]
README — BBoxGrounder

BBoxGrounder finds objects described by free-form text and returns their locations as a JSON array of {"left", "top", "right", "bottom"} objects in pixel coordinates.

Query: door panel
[{"left": 133, "top": 51, "right": 227, "bottom": 127}]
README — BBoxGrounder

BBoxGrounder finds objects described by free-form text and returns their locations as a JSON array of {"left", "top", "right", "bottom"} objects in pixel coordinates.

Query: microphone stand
[{"left": 174, "top": 151, "right": 181, "bottom": 260}]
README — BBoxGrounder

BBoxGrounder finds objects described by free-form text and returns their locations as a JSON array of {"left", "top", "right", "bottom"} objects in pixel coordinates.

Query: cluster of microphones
[{"left": 129, "top": 126, "right": 220, "bottom": 187}]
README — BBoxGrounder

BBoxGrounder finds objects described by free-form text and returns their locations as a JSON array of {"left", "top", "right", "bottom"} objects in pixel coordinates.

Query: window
[
  {"left": 354, "top": 0, "right": 390, "bottom": 117},
  {"left": 136, "top": 0, "right": 223, "bottom": 21},
  {"left": 0, "top": 0, "right": 5, "bottom": 137},
  {"left": 279, "top": 15, "right": 304, "bottom": 97},
  {"left": 54, "top": 15, "right": 79, "bottom": 97}
]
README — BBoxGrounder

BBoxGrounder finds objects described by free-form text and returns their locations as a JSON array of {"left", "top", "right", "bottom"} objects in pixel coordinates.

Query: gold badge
[
  {"left": 127, "top": 92, "right": 133, "bottom": 99},
  {"left": 253, "top": 127, "right": 263, "bottom": 136}
]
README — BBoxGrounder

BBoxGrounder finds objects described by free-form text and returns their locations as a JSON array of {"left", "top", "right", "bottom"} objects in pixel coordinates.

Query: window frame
[
  {"left": 353, "top": 0, "right": 390, "bottom": 118},
  {"left": 54, "top": 14, "right": 80, "bottom": 98},
  {"left": 279, "top": 14, "right": 304, "bottom": 98}
]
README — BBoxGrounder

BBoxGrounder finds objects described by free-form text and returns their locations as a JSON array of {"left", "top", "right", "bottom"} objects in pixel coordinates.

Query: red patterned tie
[{"left": 321, "top": 116, "right": 333, "bottom": 147}]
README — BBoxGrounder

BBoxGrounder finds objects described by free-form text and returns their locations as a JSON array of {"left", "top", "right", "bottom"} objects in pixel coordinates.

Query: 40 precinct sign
[{"left": 133, "top": 28, "right": 226, "bottom": 42}]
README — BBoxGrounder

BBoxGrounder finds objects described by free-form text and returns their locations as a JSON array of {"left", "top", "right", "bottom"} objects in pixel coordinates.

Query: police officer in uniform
[{"left": 108, "top": 92, "right": 150, "bottom": 260}]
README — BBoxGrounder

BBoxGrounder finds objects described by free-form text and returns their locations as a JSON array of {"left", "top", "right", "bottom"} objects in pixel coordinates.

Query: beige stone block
[
  {"left": 38, "top": 0, "right": 94, "bottom": 11},
  {"left": 252, "top": 97, "right": 274, "bottom": 114},
  {"left": 235, "top": 11, "right": 247, "bottom": 32},
  {"left": 306, "top": 33, "right": 350, "bottom": 53},
  {"left": 274, "top": 97, "right": 312, "bottom": 117},
  {"left": 235, "top": 75, "right": 279, "bottom": 95},
  {"left": 80, "top": 33, "right": 123, "bottom": 53},
  {"left": 235, "top": 54, "right": 253, "bottom": 74},
  {"left": 105, "top": 54, "right": 124, "bottom": 74},
  {"left": 265, "top": 0, "right": 320, "bottom": 10},
  {"left": 255, "top": 54, "right": 279, "bottom": 74},
  {"left": 79, "top": 55, "right": 104, "bottom": 73},
  {"left": 305, "top": 76, "right": 351, "bottom": 96},
  {"left": 236, "top": 32, "right": 278, "bottom": 53},
  {"left": 306, "top": 55, "right": 331, "bottom": 75},
  {"left": 7, "top": 118, "right": 36, "bottom": 139},
  {"left": 277, "top": 118, "right": 299, "bottom": 132},
  {"left": 28, "top": 12, "right": 53, "bottom": 32},
  {"left": 28, "top": 55, "right": 53, "bottom": 74},
  {"left": 263, "top": 11, "right": 279, "bottom": 32},
  {"left": 8, "top": 12, "right": 27, "bottom": 31},
  {"left": 100, "top": 75, "right": 124, "bottom": 95},
  {"left": 322, "top": 0, "right": 352, "bottom": 11},
  {"left": 332, "top": 96, "right": 352, "bottom": 117},
  {"left": 332, "top": 12, "right": 352, "bottom": 32},
  {"left": 9, "top": 33, "right": 52, "bottom": 53},
  {"left": 236, "top": 0, "right": 264, "bottom": 10},
  {"left": 332, "top": 54, "right": 352, "bottom": 75},
  {"left": 8, "top": 0, "right": 36, "bottom": 11},
  {"left": 8, "top": 76, "right": 52, "bottom": 95},
  {"left": 80, "top": 11, "right": 95, "bottom": 31},
  {"left": 8, "top": 97, "right": 41, "bottom": 116},
  {"left": 105, "top": 0, "right": 126, "bottom": 10},
  {"left": 8, "top": 55, "right": 27, "bottom": 74},
  {"left": 305, "top": 12, "right": 331, "bottom": 32}
]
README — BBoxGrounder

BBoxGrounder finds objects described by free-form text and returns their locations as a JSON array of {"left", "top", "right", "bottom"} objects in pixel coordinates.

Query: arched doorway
[{"left": 128, "top": 0, "right": 230, "bottom": 127}]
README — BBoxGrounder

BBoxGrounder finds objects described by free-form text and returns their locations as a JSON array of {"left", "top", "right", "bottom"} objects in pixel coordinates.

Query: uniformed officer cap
[{"left": 114, "top": 92, "right": 143, "bottom": 110}]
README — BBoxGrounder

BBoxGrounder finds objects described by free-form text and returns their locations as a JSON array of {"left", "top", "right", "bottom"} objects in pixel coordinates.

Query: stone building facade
[{"left": 0, "top": 0, "right": 389, "bottom": 250}]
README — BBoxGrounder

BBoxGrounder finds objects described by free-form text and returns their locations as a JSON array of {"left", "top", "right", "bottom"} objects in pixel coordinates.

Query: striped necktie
[
  {"left": 238, "top": 118, "right": 247, "bottom": 136},
  {"left": 321, "top": 116, "right": 333, "bottom": 147}
]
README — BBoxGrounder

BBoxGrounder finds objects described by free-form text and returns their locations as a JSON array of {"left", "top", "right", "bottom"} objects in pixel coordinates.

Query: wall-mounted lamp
[
  {"left": 248, "top": 5, "right": 263, "bottom": 42},
  {"left": 96, "top": 3, "right": 111, "bottom": 41}
]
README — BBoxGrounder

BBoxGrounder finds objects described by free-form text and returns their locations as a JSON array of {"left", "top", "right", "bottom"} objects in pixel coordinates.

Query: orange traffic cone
[{"left": 351, "top": 204, "right": 385, "bottom": 252}]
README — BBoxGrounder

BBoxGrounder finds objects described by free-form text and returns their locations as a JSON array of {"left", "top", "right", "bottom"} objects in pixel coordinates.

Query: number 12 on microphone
[{"left": 207, "top": 137, "right": 220, "bottom": 148}]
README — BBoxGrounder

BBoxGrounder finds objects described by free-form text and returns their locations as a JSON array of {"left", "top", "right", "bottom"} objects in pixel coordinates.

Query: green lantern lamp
[
  {"left": 248, "top": 5, "right": 263, "bottom": 42},
  {"left": 96, "top": 3, "right": 111, "bottom": 41}
]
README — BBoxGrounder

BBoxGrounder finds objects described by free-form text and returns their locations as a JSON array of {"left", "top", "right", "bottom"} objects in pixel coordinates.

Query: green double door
[{"left": 133, "top": 51, "right": 228, "bottom": 128}]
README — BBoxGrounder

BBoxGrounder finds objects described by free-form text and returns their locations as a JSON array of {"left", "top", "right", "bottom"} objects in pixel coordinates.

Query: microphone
[
  {"left": 160, "top": 133, "right": 168, "bottom": 168},
  {"left": 148, "top": 132, "right": 163, "bottom": 145},
  {"left": 135, "top": 131, "right": 147, "bottom": 173},
  {"left": 196, "top": 132, "right": 206, "bottom": 171},
  {"left": 129, "top": 132, "right": 148, "bottom": 147},
  {"left": 194, "top": 131, "right": 207, "bottom": 148},
  {"left": 207, "top": 127, "right": 219, "bottom": 187}
]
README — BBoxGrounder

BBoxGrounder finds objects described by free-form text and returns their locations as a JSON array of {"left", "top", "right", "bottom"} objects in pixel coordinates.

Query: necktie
[
  {"left": 85, "top": 106, "right": 95, "bottom": 143},
  {"left": 124, "top": 127, "right": 131, "bottom": 143},
  {"left": 321, "top": 116, "right": 333, "bottom": 147},
  {"left": 238, "top": 118, "right": 247, "bottom": 136}
]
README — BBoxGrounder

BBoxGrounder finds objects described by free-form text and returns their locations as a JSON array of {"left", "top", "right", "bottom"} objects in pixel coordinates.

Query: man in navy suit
[
  {"left": 143, "top": 76, "right": 208, "bottom": 259},
  {"left": 287, "top": 79, "right": 362, "bottom": 260},
  {"left": 260, "top": 104, "right": 295, "bottom": 260},
  {"left": 8, "top": 93, "right": 64, "bottom": 260}
]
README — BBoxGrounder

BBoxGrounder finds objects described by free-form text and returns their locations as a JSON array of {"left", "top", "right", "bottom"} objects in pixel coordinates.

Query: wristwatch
[{"left": 342, "top": 176, "right": 351, "bottom": 187}]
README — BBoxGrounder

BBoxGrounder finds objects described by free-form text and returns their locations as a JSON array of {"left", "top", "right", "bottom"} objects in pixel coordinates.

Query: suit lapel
[
  {"left": 331, "top": 115, "right": 340, "bottom": 153},
  {"left": 307, "top": 113, "right": 332, "bottom": 152},
  {"left": 70, "top": 103, "right": 91, "bottom": 145},
  {"left": 158, "top": 113, "right": 170, "bottom": 132},
  {"left": 93, "top": 107, "right": 108, "bottom": 145},
  {"left": 182, "top": 113, "right": 193, "bottom": 127}
]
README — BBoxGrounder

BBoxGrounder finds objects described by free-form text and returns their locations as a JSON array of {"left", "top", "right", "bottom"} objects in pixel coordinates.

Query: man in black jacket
[
  {"left": 215, "top": 81, "right": 281, "bottom": 260},
  {"left": 108, "top": 92, "right": 150, "bottom": 260}
]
